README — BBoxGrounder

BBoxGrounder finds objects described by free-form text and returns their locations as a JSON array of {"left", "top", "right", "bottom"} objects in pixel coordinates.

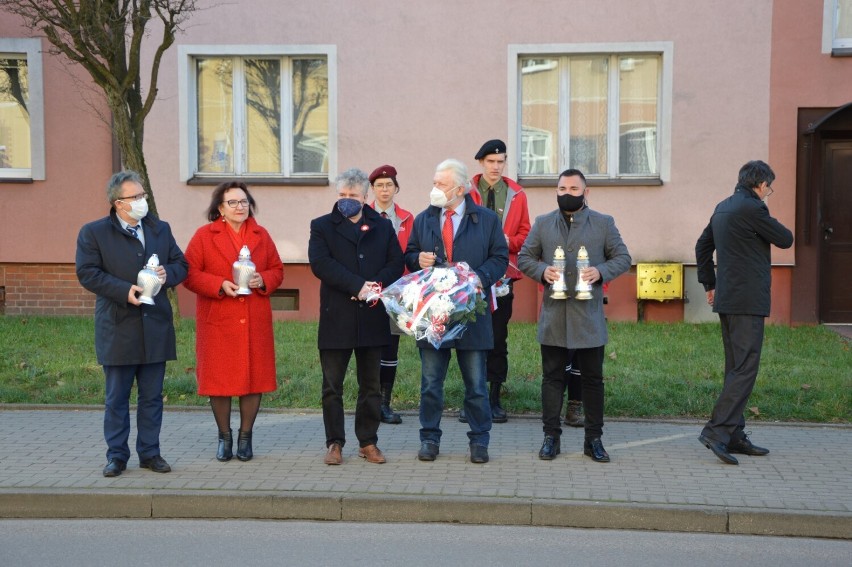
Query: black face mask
[{"left": 557, "top": 193, "right": 585, "bottom": 213}]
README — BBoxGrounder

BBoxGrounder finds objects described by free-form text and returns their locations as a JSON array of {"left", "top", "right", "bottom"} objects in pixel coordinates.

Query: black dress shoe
[
  {"left": 217, "top": 429, "right": 233, "bottom": 462},
  {"left": 417, "top": 442, "right": 439, "bottom": 461},
  {"left": 538, "top": 435, "right": 561, "bottom": 460},
  {"left": 458, "top": 408, "right": 468, "bottom": 423},
  {"left": 469, "top": 443, "right": 489, "bottom": 464},
  {"left": 728, "top": 435, "right": 769, "bottom": 456},
  {"left": 491, "top": 403, "right": 508, "bottom": 424},
  {"left": 698, "top": 435, "right": 738, "bottom": 465},
  {"left": 139, "top": 455, "right": 172, "bottom": 473},
  {"left": 583, "top": 438, "right": 611, "bottom": 463},
  {"left": 236, "top": 430, "right": 253, "bottom": 461},
  {"left": 102, "top": 458, "right": 127, "bottom": 477}
]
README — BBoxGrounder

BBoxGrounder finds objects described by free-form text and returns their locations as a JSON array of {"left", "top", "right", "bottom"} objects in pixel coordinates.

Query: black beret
[
  {"left": 474, "top": 139, "right": 506, "bottom": 160},
  {"left": 369, "top": 165, "right": 398, "bottom": 184}
]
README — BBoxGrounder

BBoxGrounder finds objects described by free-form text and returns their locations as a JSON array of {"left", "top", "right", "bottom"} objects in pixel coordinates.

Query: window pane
[
  {"left": 619, "top": 55, "right": 659, "bottom": 175},
  {"left": 292, "top": 58, "right": 328, "bottom": 174},
  {"left": 569, "top": 56, "right": 608, "bottom": 175},
  {"left": 245, "top": 59, "right": 281, "bottom": 174},
  {"left": 520, "top": 58, "right": 559, "bottom": 175},
  {"left": 838, "top": 0, "right": 852, "bottom": 43},
  {"left": 196, "top": 57, "right": 234, "bottom": 173},
  {"left": 0, "top": 56, "right": 31, "bottom": 169}
]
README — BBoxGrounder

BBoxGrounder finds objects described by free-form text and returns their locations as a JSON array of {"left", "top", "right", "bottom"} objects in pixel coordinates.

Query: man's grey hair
[
  {"left": 435, "top": 159, "right": 472, "bottom": 194},
  {"left": 335, "top": 168, "right": 370, "bottom": 196},
  {"left": 107, "top": 170, "right": 144, "bottom": 203}
]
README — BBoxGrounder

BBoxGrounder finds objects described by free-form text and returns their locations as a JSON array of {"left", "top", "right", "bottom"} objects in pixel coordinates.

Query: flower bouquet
[{"left": 369, "top": 262, "right": 488, "bottom": 349}]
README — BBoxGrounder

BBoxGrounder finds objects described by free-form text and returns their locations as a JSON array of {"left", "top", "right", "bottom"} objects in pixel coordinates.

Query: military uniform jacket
[
  {"left": 518, "top": 206, "right": 631, "bottom": 349},
  {"left": 76, "top": 209, "right": 188, "bottom": 366}
]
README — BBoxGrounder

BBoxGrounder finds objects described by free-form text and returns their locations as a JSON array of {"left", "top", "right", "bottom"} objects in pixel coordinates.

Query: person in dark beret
[
  {"left": 368, "top": 164, "right": 414, "bottom": 424},
  {"left": 460, "top": 139, "right": 531, "bottom": 424}
]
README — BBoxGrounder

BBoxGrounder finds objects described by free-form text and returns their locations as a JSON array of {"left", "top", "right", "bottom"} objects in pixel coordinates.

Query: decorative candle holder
[
  {"left": 575, "top": 245, "right": 593, "bottom": 300},
  {"left": 551, "top": 245, "right": 568, "bottom": 299},
  {"left": 232, "top": 245, "right": 256, "bottom": 295},
  {"left": 136, "top": 254, "right": 162, "bottom": 305}
]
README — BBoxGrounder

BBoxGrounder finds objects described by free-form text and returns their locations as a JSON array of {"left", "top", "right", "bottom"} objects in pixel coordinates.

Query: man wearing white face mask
[
  {"left": 309, "top": 168, "right": 404, "bottom": 465},
  {"left": 76, "top": 170, "right": 188, "bottom": 477},
  {"left": 405, "top": 159, "right": 508, "bottom": 464}
]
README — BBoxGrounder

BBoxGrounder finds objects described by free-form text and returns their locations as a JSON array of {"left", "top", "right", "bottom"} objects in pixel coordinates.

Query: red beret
[{"left": 369, "top": 165, "right": 398, "bottom": 184}]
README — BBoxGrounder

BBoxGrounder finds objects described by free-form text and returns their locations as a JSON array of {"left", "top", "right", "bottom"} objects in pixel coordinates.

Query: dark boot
[
  {"left": 216, "top": 429, "right": 233, "bottom": 462},
  {"left": 380, "top": 385, "right": 402, "bottom": 424},
  {"left": 564, "top": 400, "right": 584, "bottom": 428},
  {"left": 490, "top": 383, "right": 508, "bottom": 423},
  {"left": 236, "top": 430, "right": 253, "bottom": 462}
]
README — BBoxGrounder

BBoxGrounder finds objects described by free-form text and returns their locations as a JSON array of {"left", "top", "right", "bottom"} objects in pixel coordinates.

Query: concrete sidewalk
[{"left": 0, "top": 407, "right": 849, "bottom": 539}]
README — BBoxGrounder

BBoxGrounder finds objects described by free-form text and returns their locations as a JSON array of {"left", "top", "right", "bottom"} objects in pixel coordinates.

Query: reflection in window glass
[
  {"left": 292, "top": 58, "right": 328, "bottom": 174},
  {"left": 619, "top": 56, "right": 659, "bottom": 176},
  {"left": 570, "top": 57, "right": 608, "bottom": 175},
  {"left": 838, "top": 0, "right": 852, "bottom": 44},
  {"left": 0, "top": 56, "right": 31, "bottom": 170},
  {"left": 245, "top": 59, "right": 281, "bottom": 173},
  {"left": 196, "top": 58, "right": 233, "bottom": 173},
  {"left": 520, "top": 57, "right": 559, "bottom": 175}
]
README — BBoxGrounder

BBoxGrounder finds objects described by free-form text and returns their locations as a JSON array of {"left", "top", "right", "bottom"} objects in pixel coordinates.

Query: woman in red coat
[{"left": 183, "top": 181, "right": 284, "bottom": 462}]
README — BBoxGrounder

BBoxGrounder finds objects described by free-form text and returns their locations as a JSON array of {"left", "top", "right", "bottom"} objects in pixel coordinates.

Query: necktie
[
  {"left": 442, "top": 210, "right": 454, "bottom": 263},
  {"left": 127, "top": 225, "right": 139, "bottom": 239},
  {"left": 486, "top": 189, "right": 495, "bottom": 211}
]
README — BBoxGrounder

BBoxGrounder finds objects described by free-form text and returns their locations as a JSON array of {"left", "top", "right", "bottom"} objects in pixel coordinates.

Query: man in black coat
[
  {"left": 76, "top": 170, "right": 188, "bottom": 477},
  {"left": 309, "top": 168, "right": 404, "bottom": 465},
  {"left": 695, "top": 160, "right": 793, "bottom": 465}
]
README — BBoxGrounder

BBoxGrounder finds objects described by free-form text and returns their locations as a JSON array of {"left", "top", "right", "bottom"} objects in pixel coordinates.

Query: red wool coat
[{"left": 183, "top": 216, "right": 284, "bottom": 396}]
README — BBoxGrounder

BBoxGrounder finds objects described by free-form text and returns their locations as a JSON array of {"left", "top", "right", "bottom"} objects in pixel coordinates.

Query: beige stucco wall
[{"left": 138, "top": 0, "right": 776, "bottom": 266}]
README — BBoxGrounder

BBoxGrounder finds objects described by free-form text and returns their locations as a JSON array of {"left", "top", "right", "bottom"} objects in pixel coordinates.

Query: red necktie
[{"left": 442, "top": 210, "right": 454, "bottom": 263}]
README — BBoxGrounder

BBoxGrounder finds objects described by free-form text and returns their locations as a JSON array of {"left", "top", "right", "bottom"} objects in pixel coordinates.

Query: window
[
  {"left": 510, "top": 43, "right": 672, "bottom": 182},
  {"left": 179, "top": 45, "right": 336, "bottom": 181},
  {"left": 824, "top": 0, "right": 852, "bottom": 55},
  {"left": 0, "top": 38, "right": 44, "bottom": 180}
]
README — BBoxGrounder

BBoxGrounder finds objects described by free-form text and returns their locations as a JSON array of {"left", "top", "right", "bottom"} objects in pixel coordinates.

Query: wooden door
[{"left": 819, "top": 141, "right": 852, "bottom": 322}]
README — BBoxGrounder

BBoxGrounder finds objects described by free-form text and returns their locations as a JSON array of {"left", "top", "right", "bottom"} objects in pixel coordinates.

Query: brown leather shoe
[
  {"left": 324, "top": 442, "right": 343, "bottom": 465},
  {"left": 358, "top": 444, "right": 386, "bottom": 464}
]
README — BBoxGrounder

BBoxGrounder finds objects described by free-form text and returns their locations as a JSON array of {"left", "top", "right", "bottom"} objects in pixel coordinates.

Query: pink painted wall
[{"left": 0, "top": 19, "right": 113, "bottom": 263}]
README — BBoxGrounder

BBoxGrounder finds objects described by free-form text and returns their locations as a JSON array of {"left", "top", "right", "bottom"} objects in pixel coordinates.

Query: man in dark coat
[
  {"left": 309, "top": 168, "right": 404, "bottom": 465},
  {"left": 76, "top": 170, "right": 188, "bottom": 477},
  {"left": 405, "top": 158, "right": 509, "bottom": 464},
  {"left": 695, "top": 160, "right": 793, "bottom": 465}
]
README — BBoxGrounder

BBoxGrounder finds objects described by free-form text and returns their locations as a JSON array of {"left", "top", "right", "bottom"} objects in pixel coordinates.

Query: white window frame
[
  {"left": 508, "top": 42, "right": 673, "bottom": 183},
  {"left": 0, "top": 38, "right": 45, "bottom": 180},
  {"left": 823, "top": 0, "right": 852, "bottom": 54},
  {"left": 178, "top": 44, "right": 337, "bottom": 182}
]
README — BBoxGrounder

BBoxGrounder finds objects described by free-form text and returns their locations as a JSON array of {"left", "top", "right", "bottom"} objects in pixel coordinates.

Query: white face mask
[
  {"left": 123, "top": 198, "right": 148, "bottom": 221},
  {"left": 430, "top": 186, "right": 449, "bottom": 208}
]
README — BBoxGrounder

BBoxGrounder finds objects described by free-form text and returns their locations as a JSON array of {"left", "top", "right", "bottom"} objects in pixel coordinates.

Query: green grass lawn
[{"left": 0, "top": 316, "right": 849, "bottom": 423}]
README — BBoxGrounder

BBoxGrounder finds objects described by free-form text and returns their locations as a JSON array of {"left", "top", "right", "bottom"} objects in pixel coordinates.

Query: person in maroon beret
[{"left": 368, "top": 165, "right": 414, "bottom": 424}]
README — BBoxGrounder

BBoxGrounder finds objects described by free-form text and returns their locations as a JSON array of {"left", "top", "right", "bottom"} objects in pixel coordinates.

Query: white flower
[
  {"left": 431, "top": 268, "right": 458, "bottom": 292},
  {"left": 401, "top": 282, "right": 422, "bottom": 310},
  {"left": 396, "top": 314, "right": 414, "bottom": 335},
  {"left": 429, "top": 294, "right": 456, "bottom": 319}
]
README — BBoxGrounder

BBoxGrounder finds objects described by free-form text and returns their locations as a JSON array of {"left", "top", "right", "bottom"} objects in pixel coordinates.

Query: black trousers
[
  {"left": 701, "top": 314, "right": 765, "bottom": 445},
  {"left": 320, "top": 347, "right": 382, "bottom": 448},
  {"left": 486, "top": 285, "right": 514, "bottom": 385},
  {"left": 541, "top": 344, "right": 605, "bottom": 440},
  {"left": 379, "top": 334, "right": 401, "bottom": 388}
]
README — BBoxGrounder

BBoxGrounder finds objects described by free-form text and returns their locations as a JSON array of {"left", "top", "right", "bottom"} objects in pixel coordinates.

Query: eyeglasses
[
  {"left": 117, "top": 192, "right": 148, "bottom": 203},
  {"left": 224, "top": 199, "right": 250, "bottom": 209},
  {"left": 765, "top": 184, "right": 774, "bottom": 197}
]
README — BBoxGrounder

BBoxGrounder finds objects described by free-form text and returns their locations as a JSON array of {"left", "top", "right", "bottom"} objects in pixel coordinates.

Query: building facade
[{"left": 1, "top": 0, "right": 850, "bottom": 325}]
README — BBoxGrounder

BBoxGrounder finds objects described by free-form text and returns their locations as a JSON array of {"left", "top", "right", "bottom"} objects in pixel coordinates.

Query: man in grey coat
[
  {"left": 518, "top": 168, "right": 630, "bottom": 462},
  {"left": 695, "top": 160, "right": 793, "bottom": 465},
  {"left": 76, "top": 171, "right": 188, "bottom": 477}
]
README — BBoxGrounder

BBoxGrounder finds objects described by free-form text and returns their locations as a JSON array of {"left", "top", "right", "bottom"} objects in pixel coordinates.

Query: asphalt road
[{"left": 1, "top": 519, "right": 850, "bottom": 566}]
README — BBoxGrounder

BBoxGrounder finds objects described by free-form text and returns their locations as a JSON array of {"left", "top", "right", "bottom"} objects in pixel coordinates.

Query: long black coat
[
  {"left": 76, "top": 209, "right": 188, "bottom": 366},
  {"left": 695, "top": 185, "right": 793, "bottom": 317},
  {"left": 404, "top": 194, "right": 509, "bottom": 350},
  {"left": 309, "top": 203, "right": 404, "bottom": 349}
]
